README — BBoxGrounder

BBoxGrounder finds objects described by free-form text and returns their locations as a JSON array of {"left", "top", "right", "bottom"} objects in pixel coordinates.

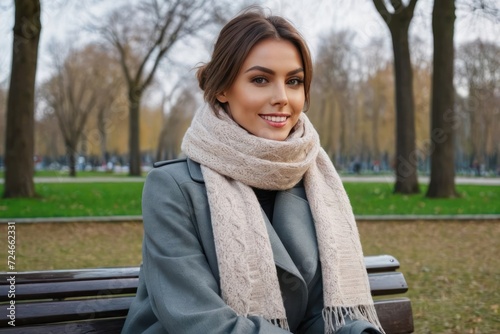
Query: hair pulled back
[{"left": 197, "top": 7, "right": 313, "bottom": 114}]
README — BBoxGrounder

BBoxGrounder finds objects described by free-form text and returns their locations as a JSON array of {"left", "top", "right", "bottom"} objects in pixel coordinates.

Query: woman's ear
[{"left": 216, "top": 92, "right": 228, "bottom": 103}]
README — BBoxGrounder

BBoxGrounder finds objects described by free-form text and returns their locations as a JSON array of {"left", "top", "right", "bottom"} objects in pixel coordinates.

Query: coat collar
[{"left": 187, "top": 158, "right": 204, "bottom": 182}]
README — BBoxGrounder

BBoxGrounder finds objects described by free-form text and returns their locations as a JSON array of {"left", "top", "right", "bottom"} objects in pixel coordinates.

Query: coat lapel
[
  {"left": 272, "top": 187, "right": 320, "bottom": 285},
  {"left": 187, "top": 158, "right": 312, "bottom": 300},
  {"left": 262, "top": 207, "right": 304, "bottom": 281}
]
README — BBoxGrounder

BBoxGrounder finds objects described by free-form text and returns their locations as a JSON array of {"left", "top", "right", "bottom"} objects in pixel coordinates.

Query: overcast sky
[{"left": 1, "top": 0, "right": 498, "bottom": 87}]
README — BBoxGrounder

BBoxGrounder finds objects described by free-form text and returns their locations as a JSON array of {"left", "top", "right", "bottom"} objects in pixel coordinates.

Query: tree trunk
[
  {"left": 426, "top": 0, "right": 458, "bottom": 198},
  {"left": 156, "top": 127, "right": 167, "bottom": 162},
  {"left": 97, "top": 108, "right": 108, "bottom": 165},
  {"left": 66, "top": 143, "right": 77, "bottom": 177},
  {"left": 128, "top": 87, "right": 142, "bottom": 176},
  {"left": 372, "top": 105, "right": 380, "bottom": 161},
  {"left": 3, "top": 0, "right": 41, "bottom": 198},
  {"left": 339, "top": 94, "right": 348, "bottom": 163},
  {"left": 373, "top": 0, "right": 420, "bottom": 194},
  {"left": 390, "top": 27, "right": 420, "bottom": 194}
]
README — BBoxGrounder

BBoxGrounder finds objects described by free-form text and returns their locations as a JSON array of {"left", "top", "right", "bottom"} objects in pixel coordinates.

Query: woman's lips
[{"left": 260, "top": 114, "right": 289, "bottom": 128}]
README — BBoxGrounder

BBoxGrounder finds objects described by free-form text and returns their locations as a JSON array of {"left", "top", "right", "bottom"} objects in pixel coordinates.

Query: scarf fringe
[
  {"left": 270, "top": 317, "right": 290, "bottom": 331},
  {"left": 323, "top": 305, "right": 385, "bottom": 334}
]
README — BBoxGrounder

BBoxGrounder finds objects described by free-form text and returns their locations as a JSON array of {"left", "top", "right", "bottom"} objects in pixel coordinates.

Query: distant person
[
  {"left": 472, "top": 160, "right": 480, "bottom": 177},
  {"left": 373, "top": 160, "right": 380, "bottom": 173},
  {"left": 353, "top": 161, "right": 362, "bottom": 175},
  {"left": 122, "top": 7, "right": 383, "bottom": 334}
]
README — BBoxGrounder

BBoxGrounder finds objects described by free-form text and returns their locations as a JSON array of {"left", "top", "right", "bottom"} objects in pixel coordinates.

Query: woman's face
[{"left": 217, "top": 38, "right": 305, "bottom": 141}]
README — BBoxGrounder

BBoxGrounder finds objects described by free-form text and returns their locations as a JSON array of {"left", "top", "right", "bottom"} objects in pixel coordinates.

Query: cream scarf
[{"left": 181, "top": 107, "right": 383, "bottom": 334}]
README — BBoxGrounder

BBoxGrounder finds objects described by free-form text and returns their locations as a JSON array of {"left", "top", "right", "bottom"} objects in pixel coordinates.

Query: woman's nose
[{"left": 270, "top": 83, "right": 288, "bottom": 107}]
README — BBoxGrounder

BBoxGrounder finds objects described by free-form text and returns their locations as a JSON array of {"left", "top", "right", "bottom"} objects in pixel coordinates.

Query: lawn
[
  {"left": 0, "top": 220, "right": 497, "bottom": 333},
  {"left": 0, "top": 183, "right": 144, "bottom": 218},
  {"left": 0, "top": 182, "right": 498, "bottom": 218},
  {"left": 0, "top": 170, "right": 136, "bottom": 178}
]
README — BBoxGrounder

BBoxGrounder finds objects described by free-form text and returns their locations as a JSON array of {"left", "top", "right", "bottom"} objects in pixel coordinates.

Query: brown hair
[{"left": 197, "top": 7, "right": 313, "bottom": 114}]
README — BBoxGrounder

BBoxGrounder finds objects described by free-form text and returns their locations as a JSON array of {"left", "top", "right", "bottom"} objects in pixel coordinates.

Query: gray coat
[{"left": 122, "top": 158, "right": 380, "bottom": 334}]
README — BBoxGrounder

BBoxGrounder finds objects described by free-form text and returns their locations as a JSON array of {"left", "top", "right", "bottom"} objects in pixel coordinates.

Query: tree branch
[{"left": 373, "top": 0, "right": 392, "bottom": 24}]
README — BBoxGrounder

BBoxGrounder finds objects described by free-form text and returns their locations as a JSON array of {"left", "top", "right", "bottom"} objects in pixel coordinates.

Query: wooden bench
[{"left": 0, "top": 254, "right": 413, "bottom": 333}]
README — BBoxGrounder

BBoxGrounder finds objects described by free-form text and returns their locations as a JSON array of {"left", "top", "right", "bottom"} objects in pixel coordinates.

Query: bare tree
[
  {"left": 426, "top": 0, "right": 459, "bottom": 197},
  {"left": 456, "top": 40, "right": 500, "bottom": 173},
  {"left": 95, "top": 0, "right": 233, "bottom": 176},
  {"left": 89, "top": 48, "right": 125, "bottom": 166},
  {"left": 373, "top": 0, "right": 420, "bottom": 194},
  {"left": 3, "top": 0, "right": 41, "bottom": 198},
  {"left": 156, "top": 88, "right": 198, "bottom": 161},
  {"left": 41, "top": 44, "right": 116, "bottom": 176},
  {"left": 361, "top": 38, "right": 393, "bottom": 167},
  {"left": 35, "top": 112, "right": 65, "bottom": 165},
  {"left": 363, "top": 63, "right": 392, "bottom": 165},
  {"left": 313, "top": 30, "right": 359, "bottom": 166},
  {"left": 456, "top": 0, "right": 500, "bottom": 22}
]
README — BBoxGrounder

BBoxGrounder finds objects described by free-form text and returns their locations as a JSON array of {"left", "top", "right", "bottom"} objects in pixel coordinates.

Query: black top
[{"left": 253, "top": 188, "right": 277, "bottom": 223}]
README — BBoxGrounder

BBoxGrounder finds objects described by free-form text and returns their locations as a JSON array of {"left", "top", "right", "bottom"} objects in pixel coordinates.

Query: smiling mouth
[{"left": 260, "top": 115, "right": 289, "bottom": 123}]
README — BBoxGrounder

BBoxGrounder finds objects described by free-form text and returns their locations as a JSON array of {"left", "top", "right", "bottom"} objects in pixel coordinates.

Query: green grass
[
  {"left": 344, "top": 183, "right": 500, "bottom": 215},
  {"left": 360, "top": 220, "right": 499, "bottom": 334},
  {"left": 0, "top": 220, "right": 497, "bottom": 333},
  {"left": 0, "top": 182, "right": 498, "bottom": 218},
  {"left": 0, "top": 183, "right": 144, "bottom": 218},
  {"left": 0, "top": 170, "right": 138, "bottom": 178}
]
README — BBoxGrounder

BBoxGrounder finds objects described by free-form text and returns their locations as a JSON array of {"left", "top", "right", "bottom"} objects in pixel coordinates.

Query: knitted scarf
[{"left": 181, "top": 107, "right": 384, "bottom": 334}]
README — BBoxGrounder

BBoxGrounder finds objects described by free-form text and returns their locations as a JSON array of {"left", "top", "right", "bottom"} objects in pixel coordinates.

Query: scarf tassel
[
  {"left": 270, "top": 317, "right": 290, "bottom": 331},
  {"left": 323, "top": 305, "right": 385, "bottom": 334}
]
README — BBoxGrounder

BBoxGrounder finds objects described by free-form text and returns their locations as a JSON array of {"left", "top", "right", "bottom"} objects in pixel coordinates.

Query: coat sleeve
[{"left": 139, "top": 167, "right": 291, "bottom": 334}]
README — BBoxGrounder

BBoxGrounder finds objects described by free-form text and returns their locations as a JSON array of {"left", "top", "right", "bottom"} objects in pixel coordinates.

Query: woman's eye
[
  {"left": 252, "top": 77, "right": 267, "bottom": 84},
  {"left": 288, "top": 78, "right": 304, "bottom": 86}
]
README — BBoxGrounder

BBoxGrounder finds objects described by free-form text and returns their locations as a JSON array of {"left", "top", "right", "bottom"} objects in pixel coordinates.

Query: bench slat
[
  {"left": 0, "top": 267, "right": 140, "bottom": 284},
  {"left": 0, "top": 318, "right": 126, "bottom": 334},
  {"left": 0, "top": 297, "right": 134, "bottom": 327},
  {"left": 0, "top": 255, "right": 401, "bottom": 285},
  {"left": 375, "top": 298, "right": 414, "bottom": 334},
  {"left": 0, "top": 272, "right": 406, "bottom": 302},
  {"left": 369, "top": 272, "right": 408, "bottom": 296},
  {"left": 364, "top": 254, "right": 400, "bottom": 272},
  {"left": 0, "top": 298, "right": 411, "bottom": 334},
  {"left": 0, "top": 278, "right": 138, "bottom": 302}
]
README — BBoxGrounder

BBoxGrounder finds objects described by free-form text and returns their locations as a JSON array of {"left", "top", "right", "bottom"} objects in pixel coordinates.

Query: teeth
[{"left": 261, "top": 115, "right": 287, "bottom": 122}]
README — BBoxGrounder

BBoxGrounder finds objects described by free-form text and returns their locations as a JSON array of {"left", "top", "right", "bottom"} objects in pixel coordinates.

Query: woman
[{"left": 122, "top": 8, "right": 384, "bottom": 334}]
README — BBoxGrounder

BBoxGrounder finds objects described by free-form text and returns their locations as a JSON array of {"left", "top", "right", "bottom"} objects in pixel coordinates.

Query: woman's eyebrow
[{"left": 244, "top": 65, "right": 304, "bottom": 76}]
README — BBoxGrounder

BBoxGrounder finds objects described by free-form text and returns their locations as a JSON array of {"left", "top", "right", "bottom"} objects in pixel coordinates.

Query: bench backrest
[{"left": 0, "top": 254, "right": 413, "bottom": 333}]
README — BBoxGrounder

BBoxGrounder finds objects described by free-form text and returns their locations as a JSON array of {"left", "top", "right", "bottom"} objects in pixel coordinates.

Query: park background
[{"left": 1, "top": 0, "right": 499, "bottom": 333}]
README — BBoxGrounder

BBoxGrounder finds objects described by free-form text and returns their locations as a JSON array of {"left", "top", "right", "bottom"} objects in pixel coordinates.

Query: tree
[
  {"left": 156, "top": 88, "right": 197, "bottom": 161},
  {"left": 426, "top": 0, "right": 459, "bottom": 197},
  {"left": 88, "top": 48, "right": 125, "bottom": 167},
  {"left": 312, "top": 30, "right": 359, "bottom": 166},
  {"left": 456, "top": 40, "right": 500, "bottom": 173},
  {"left": 41, "top": 44, "right": 120, "bottom": 176},
  {"left": 96, "top": 0, "right": 230, "bottom": 176},
  {"left": 360, "top": 38, "right": 394, "bottom": 168},
  {"left": 3, "top": 0, "right": 41, "bottom": 198},
  {"left": 373, "top": 0, "right": 420, "bottom": 194},
  {"left": 0, "top": 88, "right": 6, "bottom": 160}
]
